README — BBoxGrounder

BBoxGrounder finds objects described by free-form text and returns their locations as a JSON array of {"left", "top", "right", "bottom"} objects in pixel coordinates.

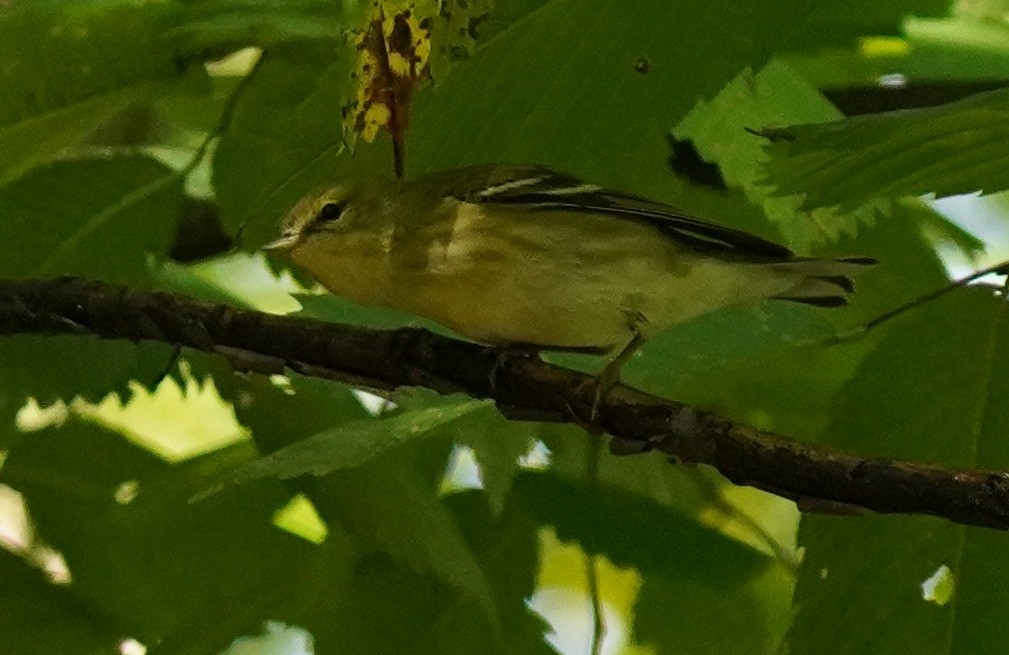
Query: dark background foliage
[{"left": 2, "top": 1, "right": 1009, "bottom": 653}]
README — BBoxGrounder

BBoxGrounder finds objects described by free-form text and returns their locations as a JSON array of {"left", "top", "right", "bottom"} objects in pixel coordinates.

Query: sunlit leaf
[
  {"left": 762, "top": 86, "right": 1009, "bottom": 211},
  {"left": 675, "top": 60, "right": 884, "bottom": 250}
]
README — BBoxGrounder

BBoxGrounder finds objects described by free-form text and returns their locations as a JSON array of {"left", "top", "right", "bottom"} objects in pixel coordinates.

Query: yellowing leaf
[{"left": 345, "top": 1, "right": 434, "bottom": 174}]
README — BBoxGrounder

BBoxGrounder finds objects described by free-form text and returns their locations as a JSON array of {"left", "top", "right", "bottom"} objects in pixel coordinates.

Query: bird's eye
[{"left": 318, "top": 201, "right": 346, "bottom": 223}]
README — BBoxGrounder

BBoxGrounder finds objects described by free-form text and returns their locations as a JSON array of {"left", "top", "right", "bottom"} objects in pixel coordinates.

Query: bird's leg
[
  {"left": 590, "top": 330, "right": 645, "bottom": 423},
  {"left": 490, "top": 344, "right": 541, "bottom": 396}
]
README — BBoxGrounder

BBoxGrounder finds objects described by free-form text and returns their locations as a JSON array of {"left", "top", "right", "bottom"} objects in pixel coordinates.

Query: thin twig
[
  {"left": 585, "top": 434, "right": 607, "bottom": 655},
  {"left": 827, "top": 259, "right": 1009, "bottom": 345}
]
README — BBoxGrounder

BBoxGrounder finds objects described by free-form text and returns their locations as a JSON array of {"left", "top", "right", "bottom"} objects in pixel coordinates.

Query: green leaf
[
  {"left": 537, "top": 424, "right": 801, "bottom": 570},
  {"left": 790, "top": 288, "right": 1009, "bottom": 654},
  {"left": 411, "top": 0, "right": 815, "bottom": 209},
  {"left": 906, "top": 13, "right": 1009, "bottom": 59},
  {"left": 293, "top": 292, "right": 467, "bottom": 346},
  {"left": 630, "top": 204, "right": 948, "bottom": 439},
  {"left": 674, "top": 60, "right": 884, "bottom": 250},
  {"left": 213, "top": 45, "right": 358, "bottom": 247},
  {"left": 305, "top": 452, "right": 501, "bottom": 626},
  {"left": 507, "top": 469, "right": 789, "bottom": 654},
  {"left": 0, "top": 155, "right": 183, "bottom": 282},
  {"left": 513, "top": 472, "right": 770, "bottom": 586},
  {"left": 154, "top": 74, "right": 247, "bottom": 141},
  {"left": 229, "top": 376, "right": 498, "bottom": 616},
  {"left": 635, "top": 563, "right": 794, "bottom": 655},
  {"left": 0, "top": 337, "right": 174, "bottom": 407},
  {"left": 0, "top": 550, "right": 121, "bottom": 655},
  {"left": 802, "top": 0, "right": 951, "bottom": 46},
  {"left": 207, "top": 395, "right": 489, "bottom": 492},
  {"left": 788, "top": 26, "right": 1009, "bottom": 92},
  {"left": 0, "top": 1, "right": 196, "bottom": 187},
  {"left": 161, "top": 0, "right": 346, "bottom": 57},
  {"left": 301, "top": 490, "right": 556, "bottom": 655},
  {"left": 231, "top": 373, "right": 370, "bottom": 448},
  {"left": 629, "top": 301, "right": 842, "bottom": 379},
  {"left": 212, "top": 0, "right": 559, "bottom": 251},
  {"left": 426, "top": 0, "right": 493, "bottom": 76},
  {"left": 150, "top": 258, "right": 258, "bottom": 308},
  {"left": 542, "top": 424, "right": 720, "bottom": 514},
  {"left": 0, "top": 336, "right": 178, "bottom": 448},
  {"left": 307, "top": 554, "right": 471, "bottom": 654},
  {"left": 465, "top": 0, "right": 552, "bottom": 44},
  {"left": 236, "top": 0, "right": 817, "bottom": 256},
  {"left": 440, "top": 491, "right": 559, "bottom": 655},
  {"left": 762, "top": 86, "right": 1009, "bottom": 211},
  {"left": 293, "top": 292, "right": 432, "bottom": 330},
  {"left": 453, "top": 407, "right": 536, "bottom": 513},
  {"left": 0, "top": 419, "right": 350, "bottom": 651}
]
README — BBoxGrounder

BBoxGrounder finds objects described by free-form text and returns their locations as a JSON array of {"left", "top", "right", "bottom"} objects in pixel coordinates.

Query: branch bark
[{"left": 3, "top": 276, "right": 1009, "bottom": 530}]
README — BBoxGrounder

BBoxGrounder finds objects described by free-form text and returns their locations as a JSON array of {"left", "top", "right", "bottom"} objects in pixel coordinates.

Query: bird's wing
[{"left": 453, "top": 166, "right": 794, "bottom": 260}]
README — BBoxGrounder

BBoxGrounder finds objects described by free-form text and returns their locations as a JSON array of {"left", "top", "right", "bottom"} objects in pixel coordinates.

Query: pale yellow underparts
[{"left": 277, "top": 173, "right": 857, "bottom": 356}]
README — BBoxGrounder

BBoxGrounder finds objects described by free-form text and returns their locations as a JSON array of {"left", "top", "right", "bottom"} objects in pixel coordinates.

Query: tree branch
[{"left": 3, "top": 276, "right": 1009, "bottom": 530}]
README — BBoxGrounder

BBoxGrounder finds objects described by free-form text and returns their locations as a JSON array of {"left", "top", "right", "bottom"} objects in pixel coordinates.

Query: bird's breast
[{"left": 387, "top": 206, "right": 660, "bottom": 349}]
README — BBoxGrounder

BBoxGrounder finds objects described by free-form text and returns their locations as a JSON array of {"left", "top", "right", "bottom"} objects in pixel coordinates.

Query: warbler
[{"left": 265, "top": 165, "right": 874, "bottom": 403}]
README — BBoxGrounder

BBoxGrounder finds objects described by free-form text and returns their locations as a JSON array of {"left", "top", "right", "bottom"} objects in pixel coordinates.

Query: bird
[{"left": 265, "top": 164, "right": 875, "bottom": 412}]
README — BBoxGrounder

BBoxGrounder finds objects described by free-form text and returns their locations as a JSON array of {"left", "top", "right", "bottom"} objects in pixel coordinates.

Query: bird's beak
[{"left": 262, "top": 233, "right": 298, "bottom": 251}]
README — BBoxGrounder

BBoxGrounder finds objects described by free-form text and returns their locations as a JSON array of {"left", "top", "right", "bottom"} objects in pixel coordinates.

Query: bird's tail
[{"left": 773, "top": 257, "right": 877, "bottom": 307}]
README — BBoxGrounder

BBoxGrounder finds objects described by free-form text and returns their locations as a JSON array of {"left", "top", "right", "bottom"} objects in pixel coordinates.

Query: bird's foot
[
  {"left": 489, "top": 345, "right": 540, "bottom": 395},
  {"left": 569, "top": 373, "right": 617, "bottom": 434}
]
